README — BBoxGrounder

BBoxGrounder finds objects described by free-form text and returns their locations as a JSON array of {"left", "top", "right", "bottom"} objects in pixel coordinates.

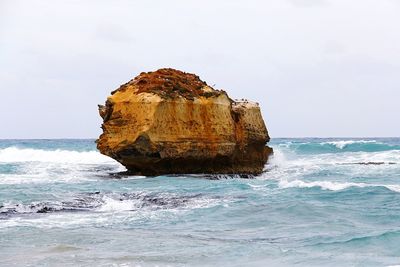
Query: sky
[{"left": 0, "top": 0, "right": 399, "bottom": 138}]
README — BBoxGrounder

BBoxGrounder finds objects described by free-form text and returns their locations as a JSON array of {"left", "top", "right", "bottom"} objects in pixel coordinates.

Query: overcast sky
[{"left": 0, "top": 0, "right": 399, "bottom": 138}]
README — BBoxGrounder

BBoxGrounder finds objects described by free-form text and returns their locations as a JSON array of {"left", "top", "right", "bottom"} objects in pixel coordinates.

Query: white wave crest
[
  {"left": 279, "top": 179, "right": 400, "bottom": 193},
  {"left": 267, "top": 148, "right": 400, "bottom": 169},
  {"left": 97, "top": 196, "right": 141, "bottom": 212},
  {"left": 0, "top": 147, "right": 126, "bottom": 185},
  {"left": 0, "top": 199, "right": 227, "bottom": 230},
  {"left": 0, "top": 147, "right": 116, "bottom": 164},
  {"left": 323, "top": 140, "right": 377, "bottom": 149},
  {"left": 96, "top": 194, "right": 222, "bottom": 213},
  {"left": 0, "top": 201, "right": 40, "bottom": 213}
]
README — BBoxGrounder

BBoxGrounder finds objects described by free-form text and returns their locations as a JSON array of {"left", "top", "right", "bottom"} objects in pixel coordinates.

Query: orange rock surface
[{"left": 97, "top": 68, "right": 272, "bottom": 176}]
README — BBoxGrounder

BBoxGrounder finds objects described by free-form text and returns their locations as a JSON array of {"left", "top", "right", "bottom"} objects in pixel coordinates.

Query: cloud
[
  {"left": 94, "top": 23, "right": 134, "bottom": 43},
  {"left": 287, "top": 0, "right": 327, "bottom": 7}
]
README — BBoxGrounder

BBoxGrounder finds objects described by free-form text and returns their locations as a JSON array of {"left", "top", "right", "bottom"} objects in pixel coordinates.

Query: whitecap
[
  {"left": 0, "top": 147, "right": 126, "bottom": 184},
  {"left": 266, "top": 148, "right": 400, "bottom": 170},
  {"left": 322, "top": 140, "right": 377, "bottom": 149},
  {"left": 0, "top": 147, "right": 116, "bottom": 164},
  {"left": 0, "top": 192, "right": 232, "bottom": 229},
  {"left": 279, "top": 179, "right": 400, "bottom": 193},
  {"left": 0, "top": 201, "right": 40, "bottom": 214},
  {"left": 96, "top": 196, "right": 141, "bottom": 212}
]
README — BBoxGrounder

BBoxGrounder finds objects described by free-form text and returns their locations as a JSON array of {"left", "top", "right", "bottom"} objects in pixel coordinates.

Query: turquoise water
[{"left": 1, "top": 138, "right": 400, "bottom": 267}]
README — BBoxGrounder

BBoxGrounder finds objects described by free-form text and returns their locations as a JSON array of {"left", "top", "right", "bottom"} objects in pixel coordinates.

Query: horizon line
[{"left": 0, "top": 136, "right": 399, "bottom": 140}]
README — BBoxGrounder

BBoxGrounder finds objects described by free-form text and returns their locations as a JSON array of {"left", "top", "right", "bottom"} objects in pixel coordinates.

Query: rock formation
[{"left": 97, "top": 68, "right": 272, "bottom": 176}]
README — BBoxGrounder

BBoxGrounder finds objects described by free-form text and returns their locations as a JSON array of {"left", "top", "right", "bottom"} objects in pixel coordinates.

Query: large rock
[{"left": 97, "top": 68, "right": 272, "bottom": 176}]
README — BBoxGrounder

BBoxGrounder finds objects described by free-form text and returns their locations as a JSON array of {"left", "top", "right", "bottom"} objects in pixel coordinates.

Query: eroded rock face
[{"left": 97, "top": 68, "right": 272, "bottom": 176}]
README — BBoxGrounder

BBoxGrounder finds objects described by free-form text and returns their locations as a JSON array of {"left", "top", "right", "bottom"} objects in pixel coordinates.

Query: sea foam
[
  {"left": 277, "top": 139, "right": 400, "bottom": 154},
  {"left": 323, "top": 140, "right": 377, "bottom": 149},
  {"left": 97, "top": 196, "right": 141, "bottom": 212},
  {"left": 0, "top": 147, "right": 125, "bottom": 185},
  {"left": 279, "top": 179, "right": 400, "bottom": 193},
  {"left": 0, "top": 147, "right": 116, "bottom": 164}
]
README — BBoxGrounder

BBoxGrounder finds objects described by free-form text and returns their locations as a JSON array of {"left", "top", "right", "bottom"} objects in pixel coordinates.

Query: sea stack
[{"left": 97, "top": 68, "right": 272, "bottom": 176}]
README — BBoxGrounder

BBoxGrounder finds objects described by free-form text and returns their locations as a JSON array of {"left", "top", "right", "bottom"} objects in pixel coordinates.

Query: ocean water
[{"left": 1, "top": 138, "right": 400, "bottom": 267}]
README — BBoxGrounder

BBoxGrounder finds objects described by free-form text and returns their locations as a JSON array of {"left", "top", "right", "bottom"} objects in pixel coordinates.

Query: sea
[{"left": 1, "top": 138, "right": 400, "bottom": 267}]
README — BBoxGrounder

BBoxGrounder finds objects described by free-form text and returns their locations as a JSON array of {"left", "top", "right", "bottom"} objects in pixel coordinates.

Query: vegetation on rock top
[{"left": 113, "top": 68, "right": 226, "bottom": 100}]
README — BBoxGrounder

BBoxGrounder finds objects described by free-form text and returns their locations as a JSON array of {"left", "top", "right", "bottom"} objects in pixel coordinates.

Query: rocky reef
[{"left": 97, "top": 68, "right": 272, "bottom": 176}]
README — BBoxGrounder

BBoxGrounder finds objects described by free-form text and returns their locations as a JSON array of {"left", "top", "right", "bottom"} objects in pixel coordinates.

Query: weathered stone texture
[{"left": 97, "top": 68, "right": 272, "bottom": 175}]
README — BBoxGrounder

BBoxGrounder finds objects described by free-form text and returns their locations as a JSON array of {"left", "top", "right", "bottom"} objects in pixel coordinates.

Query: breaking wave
[
  {"left": 277, "top": 139, "right": 400, "bottom": 154},
  {"left": 267, "top": 147, "right": 400, "bottom": 169},
  {"left": 279, "top": 179, "right": 400, "bottom": 193},
  {"left": 0, "top": 147, "right": 115, "bottom": 164},
  {"left": 0, "top": 147, "right": 125, "bottom": 184},
  {"left": 0, "top": 191, "right": 222, "bottom": 217}
]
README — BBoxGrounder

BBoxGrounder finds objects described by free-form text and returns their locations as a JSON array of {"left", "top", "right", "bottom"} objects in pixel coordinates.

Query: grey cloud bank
[{"left": 0, "top": 0, "right": 399, "bottom": 138}]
